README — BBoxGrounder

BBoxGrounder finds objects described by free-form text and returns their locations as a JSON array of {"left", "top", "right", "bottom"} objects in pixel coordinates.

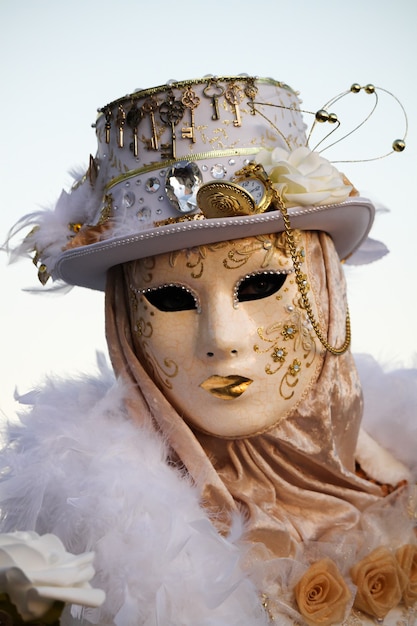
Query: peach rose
[
  {"left": 396, "top": 544, "right": 417, "bottom": 608},
  {"left": 350, "top": 547, "right": 405, "bottom": 619},
  {"left": 294, "top": 558, "right": 352, "bottom": 626}
]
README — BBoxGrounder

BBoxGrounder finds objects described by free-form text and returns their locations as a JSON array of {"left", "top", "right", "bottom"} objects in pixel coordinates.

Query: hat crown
[{"left": 90, "top": 77, "right": 307, "bottom": 229}]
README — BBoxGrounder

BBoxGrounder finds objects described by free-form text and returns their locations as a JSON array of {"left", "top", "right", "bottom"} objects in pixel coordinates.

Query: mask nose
[
  {"left": 198, "top": 292, "right": 253, "bottom": 361},
  {"left": 206, "top": 348, "right": 238, "bottom": 358}
]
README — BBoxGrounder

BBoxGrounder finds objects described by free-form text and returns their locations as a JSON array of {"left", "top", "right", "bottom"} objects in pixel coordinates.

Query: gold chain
[{"left": 272, "top": 191, "right": 351, "bottom": 356}]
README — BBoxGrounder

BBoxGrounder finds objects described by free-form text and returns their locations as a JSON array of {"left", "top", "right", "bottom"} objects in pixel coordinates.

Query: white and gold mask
[{"left": 125, "top": 232, "right": 325, "bottom": 438}]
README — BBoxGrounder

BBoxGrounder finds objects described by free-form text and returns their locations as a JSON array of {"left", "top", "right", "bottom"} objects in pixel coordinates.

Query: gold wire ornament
[
  {"left": 308, "top": 83, "right": 408, "bottom": 162},
  {"left": 251, "top": 82, "right": 407, "bottom": 164}
]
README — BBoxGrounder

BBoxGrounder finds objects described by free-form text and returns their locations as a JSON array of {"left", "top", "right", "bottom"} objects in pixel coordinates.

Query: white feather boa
[
  {"left": 0, "top": 354, "right": 416, "bottom": 625},
  {"left": 0, "top": 358, "right": 269, "bottom": 625}
]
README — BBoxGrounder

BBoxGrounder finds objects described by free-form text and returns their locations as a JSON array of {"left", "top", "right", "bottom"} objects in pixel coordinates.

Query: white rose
[
  {"left": 256, "top": 146, "right": 352, "bottom": 207},
  {"left": 0, "top": 531, "right": 105, "bottom": 622}
]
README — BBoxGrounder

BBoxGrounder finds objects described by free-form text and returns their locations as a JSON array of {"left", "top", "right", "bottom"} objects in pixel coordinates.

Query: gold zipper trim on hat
[
  {"left": 99, "top": 77, "right": 296, "bottom": 112},
  {"left": 104, "top": 147, "right": 261, "bottom": 191}
]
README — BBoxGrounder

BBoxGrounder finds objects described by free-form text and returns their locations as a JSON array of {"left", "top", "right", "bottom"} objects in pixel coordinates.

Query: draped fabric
[{"left": 105, "top": 231, "right": 383, "bottom": 560}]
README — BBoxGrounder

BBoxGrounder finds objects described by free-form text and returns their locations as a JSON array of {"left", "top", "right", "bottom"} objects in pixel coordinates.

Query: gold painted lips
[{"left": 199, "top": 375, "right": 253, "bottom": 400}]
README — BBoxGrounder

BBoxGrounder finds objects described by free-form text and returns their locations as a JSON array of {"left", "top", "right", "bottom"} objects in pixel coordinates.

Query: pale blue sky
[{"left": 1, "top": 0, "right": 416, "bottom": 418}]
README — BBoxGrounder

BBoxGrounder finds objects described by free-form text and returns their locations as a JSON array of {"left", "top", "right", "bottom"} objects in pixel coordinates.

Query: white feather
[
  {"left": 355, "top": 353, "right": 417, "bottom": 474},
  {"left": 1, "top": 353, "right": 416, "bottom": 625},
  {"left": 0, "top": 360, "right": 268, "bottom": 625}
]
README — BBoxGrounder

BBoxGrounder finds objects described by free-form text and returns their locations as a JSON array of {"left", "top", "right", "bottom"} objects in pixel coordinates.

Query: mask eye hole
[
  {"left": 144, "top": 285, "right": 199, "bottom": 312},
  {"left": 237, "top": 272, "right": 287, "bottom": 302}
]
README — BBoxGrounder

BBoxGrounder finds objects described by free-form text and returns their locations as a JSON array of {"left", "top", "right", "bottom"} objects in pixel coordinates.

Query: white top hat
[{"left": 22, "top": 76, "right": 375, "bottom": 290}]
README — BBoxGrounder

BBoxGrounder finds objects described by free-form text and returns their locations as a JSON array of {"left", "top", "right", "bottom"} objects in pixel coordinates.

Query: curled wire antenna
[
  {"left": 250, "top": 82, "right": 407, "bottom": 163},
  {"left": 309, "top": 83, "right": 407, "bottom": 162}
]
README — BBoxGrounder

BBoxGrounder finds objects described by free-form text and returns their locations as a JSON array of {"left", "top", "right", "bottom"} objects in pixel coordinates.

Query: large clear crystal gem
[{"left": 165, "top": 161, "right": 203, "bottom": 213}]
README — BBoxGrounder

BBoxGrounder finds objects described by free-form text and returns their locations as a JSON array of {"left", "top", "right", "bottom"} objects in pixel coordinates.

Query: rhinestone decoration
[
  {"left": 165, "top": 161, "right": 203, "bottom": 213},
  {"left": 122, "top": 191, "right": 135, "bottom": 208},
  {"left": 272, "top": 347, "right": 287, "bottom": 363},
  {"left": 210, "top": 164, "right": 227, "bottom": 179},
  {"left": 137, "top": 207, "right": 151, "bottom": 221},
  {"left": 130, "top": 282, "right": 202, "bottom": 314},
  {"left": 289, "top": 359, "right": 302, "bottom": 375},
  {"left": 145, "top": 177, "right": 161, "bottom": 193},
  {"left": 233, "top": 269, "right": 293, "bottom": 308}
]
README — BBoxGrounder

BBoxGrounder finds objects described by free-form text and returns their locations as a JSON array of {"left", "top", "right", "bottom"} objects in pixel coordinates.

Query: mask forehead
[
  {"left": 126, "top": 232, "right": 325, "bottom": 438},
  {"left": 128, "top": 233, "right": 294, "bottom": 288}
]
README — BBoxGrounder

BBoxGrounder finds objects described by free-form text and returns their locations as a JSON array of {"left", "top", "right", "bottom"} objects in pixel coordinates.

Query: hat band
[{"left": 104, "top": 147, "right": 261, "bottom": 192}]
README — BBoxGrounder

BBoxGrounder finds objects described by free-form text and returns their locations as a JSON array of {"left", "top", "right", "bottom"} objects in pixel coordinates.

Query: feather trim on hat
[{"left": 3, "top": 168, "right": 103, "bottom": 285}]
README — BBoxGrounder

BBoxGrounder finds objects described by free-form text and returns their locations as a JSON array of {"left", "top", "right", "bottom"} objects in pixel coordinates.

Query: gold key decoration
[
  {"left": 225, "top": 82, "right": 244, "bottom": 127},
  {"left": 244, "top": 78, "right": 258, "bottom": 115},
  {"left": 203, "top": 80, "right": 225, "bottom": 121},
  {"left": 126, "top": 101, "right": 143, "bottom": 157},
  {"left": 103, "top": 107, "right": 112, "bottom": 144},
  {"left": 116, "top": 104, "right": 126, "bottom": 148},
  {"left": 142, "top": 96, "right": 160, "bottom": 151},
  {"left": 159, "top": 91, "right": 185, "bottom": 159},
  {"left": 181, "top": 87, "right": 200, "bottom": 144}
]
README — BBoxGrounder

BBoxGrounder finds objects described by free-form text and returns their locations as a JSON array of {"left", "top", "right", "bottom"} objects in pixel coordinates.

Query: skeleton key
[
  {"left": 142, "top": 96, "right": 159, "bottom": 151},
  {"left": 116, "top": 104, "right": 126, "bottom": 148},
  {"left": 203, "top": 81, "right": 224, "bottom": 121},
  {"left": 225, "top": 83, "right": 244, "bottom": 127},
  {"left": 159, "top": 92, "right": 185, "bottom": 159},
  {"left": 181, "top": 87, "right": 200, "bottom": 143},
  {"left": 244, "top": 79, "right": 258, "bottom": 115},
  {"left": 103, "top": 107, "right": 112, "bottom": 144},
  {"left": 126, "top": 101, "right": 143, "bottom": 157}
]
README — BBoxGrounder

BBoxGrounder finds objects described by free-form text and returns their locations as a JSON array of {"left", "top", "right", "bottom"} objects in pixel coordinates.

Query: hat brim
[{"left": 55, "top": 197, "right": 375, "bottom": 291}]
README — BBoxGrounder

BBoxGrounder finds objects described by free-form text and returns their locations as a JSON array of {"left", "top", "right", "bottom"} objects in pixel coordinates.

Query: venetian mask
[{"left": 125, "top": 232, "right": 325, "bottom": 438}]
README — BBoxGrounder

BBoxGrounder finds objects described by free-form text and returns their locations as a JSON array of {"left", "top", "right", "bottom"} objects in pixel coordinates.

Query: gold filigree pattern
[
  {"left": 222, "top": 232, "right": 297, "bottom": 270},
  {"left": 280, "top": 362, "right": 301, "bottom": 400},
  {"left": 126, "top": 257, "right": 156, "bottom": 287},
  {"left": 134, "top": 316, "right": 153, "bottom": 339},
  {"left": 254, "top": 297, "right": 317, "bottom": 397},
  {"left": 168, "top": 242, "right": 228, "bottom": 279},
  {"left": 138, "top": 341, "right": 179, "bottom": 390}
]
